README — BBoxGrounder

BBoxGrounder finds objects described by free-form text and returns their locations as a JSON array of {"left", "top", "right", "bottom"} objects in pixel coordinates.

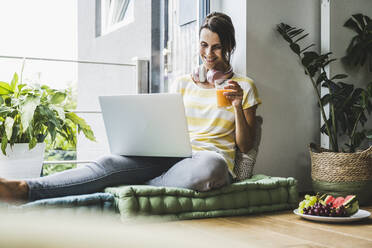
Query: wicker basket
[{"left": 309, "top": 143, "right": 372, "bottom": 205}]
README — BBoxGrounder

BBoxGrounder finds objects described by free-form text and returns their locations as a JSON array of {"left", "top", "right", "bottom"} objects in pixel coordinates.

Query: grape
[
  {"left": 309, "top": 196, "right": 317, "bottom": 205},
  {"left": 336, "top": 209, "right": 341, "bottom": 216},
  {"left": 298, "top": 194, "right": 320, "bottom": 214}
]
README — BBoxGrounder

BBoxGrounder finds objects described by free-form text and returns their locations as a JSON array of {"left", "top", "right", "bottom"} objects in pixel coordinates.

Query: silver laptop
[{"left": 99, "top": 93, "right": 192, "bottom": 157}]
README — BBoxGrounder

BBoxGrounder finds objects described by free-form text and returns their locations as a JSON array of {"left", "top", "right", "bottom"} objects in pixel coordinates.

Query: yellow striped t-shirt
[{"left": 169, "top": 73, "right": 262, "bottom": 176}]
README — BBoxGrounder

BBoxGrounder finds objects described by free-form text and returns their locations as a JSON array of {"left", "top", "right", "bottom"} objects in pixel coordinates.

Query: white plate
[{"left": 293, "top": 209, "right": 371, "bottom": 223}]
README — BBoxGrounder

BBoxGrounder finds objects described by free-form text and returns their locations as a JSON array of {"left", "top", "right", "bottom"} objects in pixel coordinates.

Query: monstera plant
[
  {"left": 0, "top": 72, "right": 96, "bottom": 155},
  {"left": 342, "top": 13, "right": 372, "bottom": 72},
  {"left": 276, "top": 23, "right": 372, "bottom": 153}
]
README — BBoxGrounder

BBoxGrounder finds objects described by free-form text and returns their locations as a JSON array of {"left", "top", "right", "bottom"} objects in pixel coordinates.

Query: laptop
[{"left": 99, "top": 93, "right": 192, "bottom": 157}]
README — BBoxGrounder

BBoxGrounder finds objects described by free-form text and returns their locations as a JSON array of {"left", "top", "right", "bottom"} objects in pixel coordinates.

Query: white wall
[
  {"left": 246, "top": 0, "right": 321, "bottom": 192},
  {"left": 77, "top": 0, "right": 151, "bottom": 160}
]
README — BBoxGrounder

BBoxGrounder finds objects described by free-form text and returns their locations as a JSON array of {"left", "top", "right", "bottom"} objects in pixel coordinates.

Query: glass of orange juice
[{"left": 215, "top": 79, "right": 233, "bottom": 107}]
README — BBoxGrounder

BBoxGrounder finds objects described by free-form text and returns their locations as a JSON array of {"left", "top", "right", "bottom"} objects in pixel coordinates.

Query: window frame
[{"left": 96, "top": 0, "right": 134, "bottom": 37}]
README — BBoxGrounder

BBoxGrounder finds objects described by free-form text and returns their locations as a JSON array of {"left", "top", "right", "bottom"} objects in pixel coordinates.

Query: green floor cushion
[{"left": 105, "top": 174, "right": 298, "bottom": 220}]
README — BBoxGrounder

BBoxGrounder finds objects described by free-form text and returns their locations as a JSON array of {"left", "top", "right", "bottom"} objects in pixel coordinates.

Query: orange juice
[{"left": 216, "top": 89, "right": 233, "bottom": 107}]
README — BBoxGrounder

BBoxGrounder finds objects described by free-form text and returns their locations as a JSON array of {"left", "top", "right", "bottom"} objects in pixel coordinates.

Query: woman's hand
[{"left": 223, "top": 80, "right": 244, "bottom": 108}]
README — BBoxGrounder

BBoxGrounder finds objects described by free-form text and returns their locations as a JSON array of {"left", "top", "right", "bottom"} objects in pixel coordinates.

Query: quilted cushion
[
  {"left": 105, "top": 174, "right": 298, "bottom": 220},
  {"left": 12, "top": 193, "right": 116, "bottom": 214}
]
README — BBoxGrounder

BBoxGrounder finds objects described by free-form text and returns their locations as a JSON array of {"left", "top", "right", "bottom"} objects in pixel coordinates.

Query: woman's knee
[
  {"left": 95, "top": 154, "right": 125, "bottom": 172},
  {"left": 191, "top": 152, "right": 230, "bottom": 191}
]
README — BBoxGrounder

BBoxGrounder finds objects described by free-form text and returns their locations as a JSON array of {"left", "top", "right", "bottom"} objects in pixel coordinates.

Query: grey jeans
[{"left": 26, "top": 151, "right": 231, "bottom": 201}]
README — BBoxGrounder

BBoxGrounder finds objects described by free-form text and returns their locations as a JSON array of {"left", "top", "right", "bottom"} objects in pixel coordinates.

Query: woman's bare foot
[{"left": 0, "top": 178, "right": 29, "bottom": 203}]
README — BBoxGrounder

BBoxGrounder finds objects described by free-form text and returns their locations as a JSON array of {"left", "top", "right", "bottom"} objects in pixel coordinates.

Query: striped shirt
[{"left": 170, "top": 73, "right": 262, "bottom": 176}]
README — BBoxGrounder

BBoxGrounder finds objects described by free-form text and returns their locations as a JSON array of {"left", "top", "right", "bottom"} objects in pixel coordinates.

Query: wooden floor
[
  {"left": 148, "top": 206, "right": 372, "bottom": 248},
  {"left": 0, "top": 205, "right": 371, "bottom": 247}
]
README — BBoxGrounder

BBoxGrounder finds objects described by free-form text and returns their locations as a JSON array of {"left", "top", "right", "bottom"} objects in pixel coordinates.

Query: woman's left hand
[{"left": 223, "top": 80, "right": 244, "bottom": 108}]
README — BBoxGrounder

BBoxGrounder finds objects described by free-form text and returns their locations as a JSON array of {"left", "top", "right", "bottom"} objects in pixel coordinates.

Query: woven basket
[
  {"left": 310, "top": 143, "right": 372, "bottom": 182},
  {"left": 309, "top": 143, "right": 372, "bottom": 205}
]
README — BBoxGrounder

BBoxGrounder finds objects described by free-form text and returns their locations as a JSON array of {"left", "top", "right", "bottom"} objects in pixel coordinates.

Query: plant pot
[
  {"left": 0, "top": 143, "right": 46, "bottom": 179},
  {"left": 309, "top": 143, "right": 372, "bottom": 205}
]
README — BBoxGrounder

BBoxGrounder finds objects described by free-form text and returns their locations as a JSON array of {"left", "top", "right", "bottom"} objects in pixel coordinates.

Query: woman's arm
[
  {"left": 234, "top": 106, "right": 256, "bottom": 153},
  {"left": 224, "top": 80, "right": 257, "bottom": 153}
]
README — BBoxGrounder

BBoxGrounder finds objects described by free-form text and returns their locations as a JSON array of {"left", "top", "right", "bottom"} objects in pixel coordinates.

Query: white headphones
[{"left": 192, "top": 65, "right": 233, "bottom": 84}]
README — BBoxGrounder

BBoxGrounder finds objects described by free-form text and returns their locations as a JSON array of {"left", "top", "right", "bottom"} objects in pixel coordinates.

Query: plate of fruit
[{"left": 294, "top": 194, "right": 371, "bottom": 223}]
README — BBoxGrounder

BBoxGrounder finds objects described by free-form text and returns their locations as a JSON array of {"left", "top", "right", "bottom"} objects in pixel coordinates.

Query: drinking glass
[{"left": 215, "top": 79, "right": 233, "bottom": 107}]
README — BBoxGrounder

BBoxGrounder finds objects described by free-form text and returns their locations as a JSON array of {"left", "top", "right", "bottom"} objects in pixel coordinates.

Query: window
[{"left": 99, "top": 0, "right": 134, "bottom": 36}]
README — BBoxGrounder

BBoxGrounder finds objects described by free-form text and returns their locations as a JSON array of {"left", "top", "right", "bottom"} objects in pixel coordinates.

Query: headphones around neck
[{"left": 192, "top": 65, "right": 233, "bottom": 84}]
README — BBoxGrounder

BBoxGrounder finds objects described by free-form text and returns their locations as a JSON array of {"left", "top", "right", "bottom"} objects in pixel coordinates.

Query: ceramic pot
[{"left": 0, "top": 143, "right": 46, "bottom": 179}]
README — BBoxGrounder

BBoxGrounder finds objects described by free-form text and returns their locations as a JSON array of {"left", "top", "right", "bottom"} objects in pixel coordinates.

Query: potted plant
[
  {"left": 0, "top": 72, "right": 95, "bottom": 179},
  {"left": 276, "top": 21, "right": 372, "bottom": 205}
]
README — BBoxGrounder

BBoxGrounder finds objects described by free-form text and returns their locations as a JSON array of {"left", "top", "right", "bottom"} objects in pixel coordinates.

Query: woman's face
[{"left": 199, "top": 28, "right": 226, "bottom": 71}]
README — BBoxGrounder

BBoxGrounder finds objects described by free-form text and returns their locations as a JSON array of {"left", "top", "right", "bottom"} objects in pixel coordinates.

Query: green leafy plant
[
  {"left": 342, "top": 13, "right": 372, "bottom": 72},
  {"left": 277, "top": 23, "right": 372, "bottom": 152},
  {"left": 42, "top": 83, "right": 78, "bottom": 176},
  {"left": 0, "top": 72, "right": 96, "bottom": 155}
]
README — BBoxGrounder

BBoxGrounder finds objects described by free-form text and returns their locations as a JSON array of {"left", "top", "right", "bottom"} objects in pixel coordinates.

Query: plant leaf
[
  {"left": 37, "top": 105, "right": 61, "bottom": 129},
  {"left": 51, "top": 106, "right": 65, "bottom": 121},
  {"left": 50, "top": 92, "right": 66, "bottom": 105},
  {"left": 5, "top": 117, "right": 14, "bottom": 140},
  {"left": 344, "top": 16, "right": 362, "bottom": 34},
  {"left": 323, "top": 58, "right": 337, "bottom": 67},
  {"left": 20, "top": 95, "right": 40, "bottom": 132},
  {"left": 65, "top": 112, "right": 87, "bottom": 127},
  {"left": 81, "top": 127, "right": 96, "bottom": 142},
  {"left": 18, "top": 84, "right": 26, "bottom": 93},
  {"left": 290, "top": 43, "right": 301, "bottom": 55},
  {"left": 277, "top": 23, "right": 293, "bottom": 43},
  {"left": 366, "top": 82, "right": 372, "bottom": 98},
  {"left": 331, "top": 74, "right": 348, "bottom": 80},
  {"left": 316, "top": 72, "right": 327, "bottom": 86},
  {"left": 300, "top": 44, "right": 315, "bottom": 53},
  {"left": 322, "top": 80, "right": 340, "bottom": 92},
  {"left": 1, "top": 136, "right": 7, "bottom": 155},
  {"left": 10, "top": 72, "right": 18, "bottom": 91},
  {"left": 66, "top": 112, "right": 96, "bottom": 141},
  {"left": 29, "top": 137, "right": 37, "bottom": 150},
  {"left": 0, "top": 82, "right": 13, "bottom": 95},
  {"left": 352, "top": 14, "right": 366, "bottom": 30},
  {"left": 366, "top": 129, "right": 372, "bottom": 139},
  {"left": 294, "top": 33, "right": 309, "bottom": 43},
  {"left": 302, "top": 51, "right": 319, "bottom": 67},
  {"left": 288, "top": 29, "right": 304, "bottom": 38},
  {"left": 321, "top": 94, "right": 332, "bottom": 106}
]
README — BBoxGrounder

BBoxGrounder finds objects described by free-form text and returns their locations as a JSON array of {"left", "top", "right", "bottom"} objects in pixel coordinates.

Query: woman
[{"left": 0, "top": 12, "right": 261, "bottom": 203}]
